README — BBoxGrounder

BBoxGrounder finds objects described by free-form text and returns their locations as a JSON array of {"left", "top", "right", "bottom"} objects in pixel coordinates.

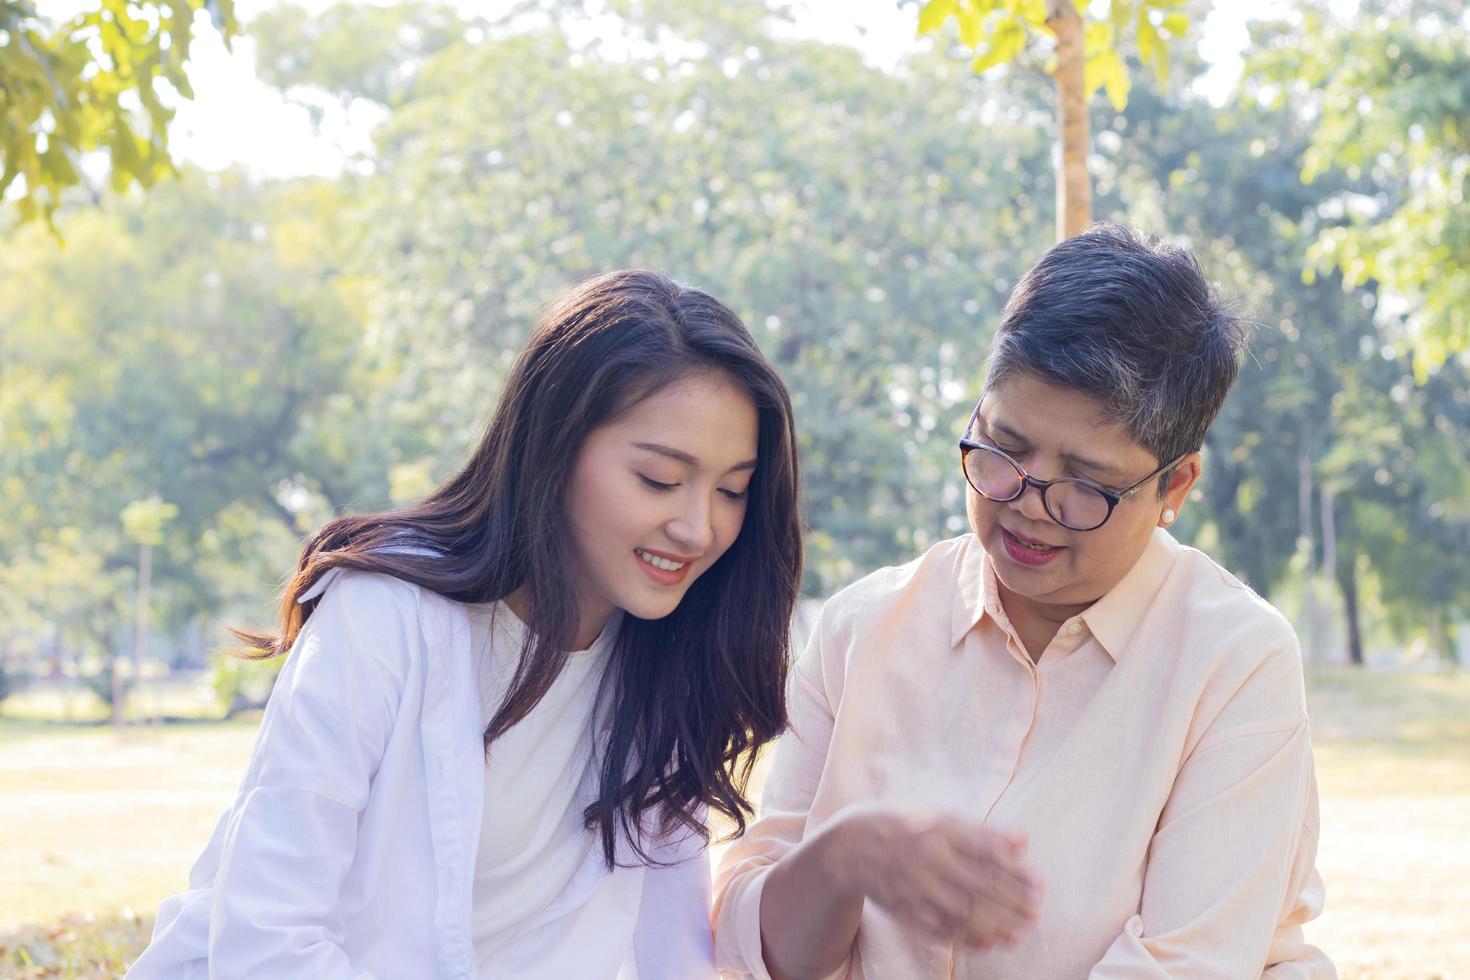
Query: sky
[{"left": 43, "top": 0, "right": 1299, "bottom": 180}]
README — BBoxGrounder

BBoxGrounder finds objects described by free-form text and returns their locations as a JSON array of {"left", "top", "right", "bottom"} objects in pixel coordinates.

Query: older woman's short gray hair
[{"left": 983, "top": 223, "right": 1249, "bottom": 493}]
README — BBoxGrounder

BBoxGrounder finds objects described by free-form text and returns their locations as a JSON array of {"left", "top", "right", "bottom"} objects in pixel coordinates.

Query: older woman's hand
[{"left": 832, "top": 806, "right": 1042, "bottom": 950}]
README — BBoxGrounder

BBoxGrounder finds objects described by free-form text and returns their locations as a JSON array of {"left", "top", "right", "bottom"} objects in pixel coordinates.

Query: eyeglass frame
[{"left": 957, "top": 402, "right": 1189, "bottom": 532}]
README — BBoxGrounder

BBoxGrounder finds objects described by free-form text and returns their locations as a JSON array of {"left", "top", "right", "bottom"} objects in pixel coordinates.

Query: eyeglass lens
[{"left": 964, "top": 447, "right": 1111, "bottom": 530}]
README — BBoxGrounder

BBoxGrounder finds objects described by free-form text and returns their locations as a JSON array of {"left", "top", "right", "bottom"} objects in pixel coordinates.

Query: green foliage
[
  {"left": 210, "top": 655, "right": 244, "bottom": 715},
  {"left": 0, "top": 174, "right": 365, "bottom": 667},
  {"left": 81, "top": 659, "right": 133, "bottom": 710},
  {"left": 0, "top": 0, "right": 238, "bottom": 226},
  {"left": 249, "top": 0, "right": 465, "bottom": 106},
  {"left": 121, "top": 497, "right": 179, "bottom": 547},
  {"left": 211, "top": 653, "right": 280, "bottom": 716},
  {"left": 1088, "top": 29, "right": 1470, "bottom": 654},
  {"left": 1, "top": 0, "right": 1466, "bottom": 667},
  {"left": 914, "top": 0, "right": 1193, "bottom": 110},
  {"left": 0, "top": 658, "right": 16, "bottom": 707},
  {"left": 340, "top": 5, "right": 1058, "bottom": 591},
  {"left": 1, "top": 912, "right": 154, "bottom": 979},
  {"left": 1252, "top": 2, "right": 1470, "bottom": 370}
]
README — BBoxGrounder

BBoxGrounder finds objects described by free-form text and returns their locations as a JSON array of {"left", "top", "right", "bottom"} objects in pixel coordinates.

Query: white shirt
[
  {"left": 125, "top": 569, "right": 715, "bottom": 980},
  {"left": 470, "top": 601, "right": 616, "bottom": 966}
]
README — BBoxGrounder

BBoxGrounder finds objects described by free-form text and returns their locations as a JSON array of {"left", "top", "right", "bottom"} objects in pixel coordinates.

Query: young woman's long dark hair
[{"left": 236, "top": 270, "right": 802, "bottom": 866}]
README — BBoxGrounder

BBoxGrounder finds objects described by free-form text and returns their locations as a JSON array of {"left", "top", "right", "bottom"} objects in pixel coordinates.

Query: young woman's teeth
[{"left": 637, "top": 550, "right": 686, "bottom": 571}]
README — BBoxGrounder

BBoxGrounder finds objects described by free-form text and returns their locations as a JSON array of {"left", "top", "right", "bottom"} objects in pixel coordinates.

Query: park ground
[{"left": 1, "top": 666, "right": 1467, "bottom": 978}]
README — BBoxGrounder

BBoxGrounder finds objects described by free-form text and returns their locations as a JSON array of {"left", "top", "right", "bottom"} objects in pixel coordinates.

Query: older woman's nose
[{"left": 1009, "top": 481, "right": 1054, "bottom": 524}]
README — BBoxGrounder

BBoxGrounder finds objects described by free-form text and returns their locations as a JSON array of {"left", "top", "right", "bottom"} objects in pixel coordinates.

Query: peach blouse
[{"left": 714, "top": 530, "right": 1333, "bottom": 979}]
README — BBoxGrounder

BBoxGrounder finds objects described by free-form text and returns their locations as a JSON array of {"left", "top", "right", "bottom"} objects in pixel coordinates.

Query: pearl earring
[{"left": 1162, "top": 509, "right": 1176, "bottom": 525}]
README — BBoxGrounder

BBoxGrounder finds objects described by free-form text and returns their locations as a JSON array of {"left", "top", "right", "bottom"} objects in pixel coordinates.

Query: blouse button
[{"left": 1067, "top": 622, "right": 1082, "bottom": 636}]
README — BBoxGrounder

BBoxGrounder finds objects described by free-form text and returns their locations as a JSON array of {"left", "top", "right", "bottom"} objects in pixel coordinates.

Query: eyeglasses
[{"left": 957, "top": 404, "right": 1186, "bottom": 532}]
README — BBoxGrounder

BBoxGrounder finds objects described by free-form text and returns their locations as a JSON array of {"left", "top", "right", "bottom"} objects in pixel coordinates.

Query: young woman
[
  {"left": 127, "top": 270, "right": 803, "bottom": 980},
  {"left": 714, "top": 225, "right": 1334, "bottom": 979}
]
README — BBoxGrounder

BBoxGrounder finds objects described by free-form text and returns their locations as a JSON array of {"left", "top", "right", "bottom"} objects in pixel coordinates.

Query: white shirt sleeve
[
  {"left": 633, "top": 815, "right": 717, "bottom": 978},
  {"left": 129, "top": 571, "right": 415, "bottom": 980}
]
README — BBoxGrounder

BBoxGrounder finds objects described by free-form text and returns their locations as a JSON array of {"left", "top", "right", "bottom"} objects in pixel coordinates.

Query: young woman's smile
[{"left": 634, "top": 546, "right": 698, "bottom": 580}]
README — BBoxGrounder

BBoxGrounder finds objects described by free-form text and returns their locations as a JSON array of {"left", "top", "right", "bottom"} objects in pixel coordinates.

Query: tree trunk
[
  {"left": 1047, "top": 0, "right": 1091, "bottom": 240},
  {"left": 133, "top": 541, "right": 153, "bottom": 723},
  {"left": 1320, "top": 483, "right": 1336, "bottom": 586},
  {"left": 1337, "top": 554, "right": 1364, "bottom": 667},
  {"left": 49, "top": 621, "right": 64, "bottom": 679},
  {"left": 1296, "top": 447, "right": 1327, "bottom": 663},
  {"left": 1429, "top": 607, "right": 1454, "bottom": 664},
  {"left": 109, "top": 644, "right": 125, "bottom": 728},
  {"left": 1298, "top": 447, "right": 1315, "bottom": 563}
]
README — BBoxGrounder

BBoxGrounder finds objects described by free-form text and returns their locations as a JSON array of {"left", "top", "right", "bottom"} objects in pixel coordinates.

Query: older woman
[{"left": 714, "top": 224, "right": 1334, "bottom": 979}]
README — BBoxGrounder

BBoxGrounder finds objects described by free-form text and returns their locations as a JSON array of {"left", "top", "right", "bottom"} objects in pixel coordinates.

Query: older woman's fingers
[{"left": 949, "top": 853, "right": 1039, "bottom": 918}]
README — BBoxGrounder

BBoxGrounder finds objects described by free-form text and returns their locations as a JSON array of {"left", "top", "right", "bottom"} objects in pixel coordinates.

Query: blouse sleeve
[
  {"left": 1087, "top": 637, "right": 1336, "bottom": 980},
  {"left": 712, "top": 609, "right": 850, "bottom": 980}
]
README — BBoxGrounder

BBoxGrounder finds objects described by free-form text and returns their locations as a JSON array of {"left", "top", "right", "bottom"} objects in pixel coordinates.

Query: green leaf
[
  {"left": 1137, "top": 16, "right": 1168, "bottom": 83},
  {"left": 956, "top": 7, "right": 985, "bottom": 48},
  {"left": 1087, "top": 44, "right": 1128, "bottom": 110},
  {"left": 0, "top": 0, "right": 237, "bottom": 225},
  {"left": 971, "top": 18, "right": 1027, "bottom": 73},
  {"left": 1100, "top": 50, "right": 1132, "bottom": 110},
  {"left": 916, "top": 0, "right": 957, "bottom": 36},
  {"left": 1109, "top": 0, "right": 1133, "bottom": 34},
  {"left": 1016, "top": 0, "right": 1048, "bottom": 28},
  {"left": 1082, "top": 19, "right": 1112, "bottom": 58}
]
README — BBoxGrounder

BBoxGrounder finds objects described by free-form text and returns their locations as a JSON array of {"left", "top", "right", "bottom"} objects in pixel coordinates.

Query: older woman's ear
[{"left": 1160, "top": 452, "right": 1203, "bottom": 527}]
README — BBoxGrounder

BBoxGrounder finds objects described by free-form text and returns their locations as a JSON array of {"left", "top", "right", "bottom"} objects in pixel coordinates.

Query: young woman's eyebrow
[
  {"left": 984, "top": 419, "right": 1119, "bottom": 478},
  {"left": 632, "top": 441, "right": 758, "bottom": 473}
]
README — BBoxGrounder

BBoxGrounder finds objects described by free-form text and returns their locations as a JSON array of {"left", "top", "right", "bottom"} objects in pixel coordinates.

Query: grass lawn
[
  {"left": 2, "top": 666, "right": 1466, "bottom": 978},
  {"left": 1300, "top": 667, "right": 1470, "bottom": 980},
  {"left": 0, "top": 719, "right": 259, "bottom": 927}
]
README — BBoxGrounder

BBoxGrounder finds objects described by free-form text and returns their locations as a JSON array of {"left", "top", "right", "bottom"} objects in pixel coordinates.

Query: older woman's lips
[{"left": 1001, "top": 528, "right": 1064, "bottom": 567}]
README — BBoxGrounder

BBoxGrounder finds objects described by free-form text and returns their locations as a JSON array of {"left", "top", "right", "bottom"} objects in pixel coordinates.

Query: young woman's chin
[{"left": 607, "top": 567, "right": 702, "bottom": 621}]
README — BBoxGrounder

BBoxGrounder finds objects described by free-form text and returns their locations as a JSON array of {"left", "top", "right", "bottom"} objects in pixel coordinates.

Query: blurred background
[{"left": 1, "top": 0, "right": 1467, "bottom": 976}]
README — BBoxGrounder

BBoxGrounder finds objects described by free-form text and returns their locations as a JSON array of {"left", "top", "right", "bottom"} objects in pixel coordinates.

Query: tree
[
  {"left": 250, "top": 0, "right": 1061, "bottom": 592},
  {"left": 7, "top": 0, "right": 1463, "bottom": 672},
  {"left": 118, "top": 496, "right": 177, "bottom": 724},
  {"left": 0, "top": 0, "right": 237, "bottom": 225},
  {"left": 1211, "top": 5, "right": 1470, "bottom": 662},
  {"left": 248, "top": 0, "right": 465, "bottom": 109},
  {"left": 0, "top": 172, "right": 369, "bottom": 681},
  {"left": 915, "top": 0, "right": 1196, "bottom": 239},
  {"left": 1081, "top": 10, "right": 1470, "bottom": 665},
  {"left": 1251, "top": 1, "right": 1470, "bottom": 371}
]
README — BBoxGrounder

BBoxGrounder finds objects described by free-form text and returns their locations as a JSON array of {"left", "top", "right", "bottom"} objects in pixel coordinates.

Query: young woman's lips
[
  {"left": 634, "top": 548, "right": 696, "bottom": 586},
  {"left": 1001, "top": 527, "right": 1065, "bottom": 567}
]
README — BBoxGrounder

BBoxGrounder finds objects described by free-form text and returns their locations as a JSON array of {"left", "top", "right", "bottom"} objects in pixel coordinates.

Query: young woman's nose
[{"left": 665, "top": 491, "right": 715, "bottom": 554}]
